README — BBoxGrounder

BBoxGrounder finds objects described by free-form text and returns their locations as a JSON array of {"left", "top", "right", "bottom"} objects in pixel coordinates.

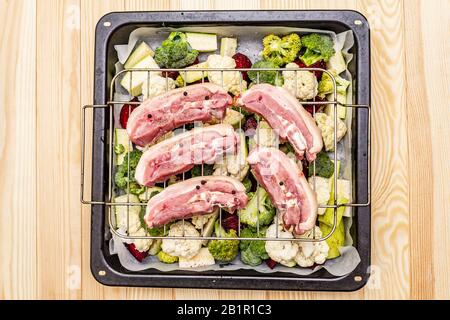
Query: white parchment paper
[{"left": 110, "top": 26, "right": 360, "bottom": 276}]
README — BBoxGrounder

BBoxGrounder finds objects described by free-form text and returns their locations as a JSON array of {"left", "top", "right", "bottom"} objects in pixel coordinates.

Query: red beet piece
[
  {"left": 265, "top": 258, "right": 277, "bottom": 269},
  {"left": 221, "top": 212, "right": 239, "bottom": 232},
  {"left": 126, "top": 243, "right": 148, "bottom": 262},
  {"left": 119, "top": 98, "right": 139, "bottom": 129},
  {"left": 232, "top": 53, "right": 252, "bottom": 82}
]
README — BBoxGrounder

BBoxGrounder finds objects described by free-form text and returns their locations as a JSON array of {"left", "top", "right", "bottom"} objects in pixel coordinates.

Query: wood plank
[
  {"left": 0, "top": 0, "right": 37, "bottom": 300},
  {"left": 35, "top": 0, "right": 82, "bottom": 300},
  {"left": 357, "top": 0, "right": 411, "bottom": 299},
  {"left": 80, "top": 0, "right": 127, "bottom": 300},
  {"left": 404, "top": 0, "right": 450, "bottom": 300}
]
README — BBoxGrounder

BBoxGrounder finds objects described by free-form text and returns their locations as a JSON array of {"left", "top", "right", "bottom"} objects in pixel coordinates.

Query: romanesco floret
[
  {"left": 294, "top": 226, "right": 329, "bottom": 267},
  {"left": 262, "top": 33, "right": 301, "bottom": 66},
  {"left": 265, "top": 224, "right": 298, "bottom": 267},
  {"left": 300, "top": 33, "right": 335, "bottom": 66},
  {"left": 282, "top": 62, "right": 318, "bottom": 100},
  {"left": 206, "top": 54, "right": 247, "bottom": 95},
  {"left": 161, "top": 221, "right": 202, "bottom": 259},
  {"left": 314, "top": 112, "right": 347, "bottom": 151},
  {"left": 154, "top": 32, "right": 199, "bottom": 68},
  {"left": 317, "top": 72, "right": 350, "bottom": 98},
  {"left": 141, "top": 75, "right": 176, "bottom": 100},
  {"left": 207, "top": 221, "right": 239, "bottom": 262},
  {"left": 157, "top": 250, "right": 179, "bottom": 264}
]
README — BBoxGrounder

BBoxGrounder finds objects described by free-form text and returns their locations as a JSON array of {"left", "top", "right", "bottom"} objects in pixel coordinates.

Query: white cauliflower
[
  {"left": 213, "top": 130, "right": 249, "bottom": 181},
  {"left": 129, "top": 228, "right": 154, "bottom": 253},
  {"left": 114, "top": 194, "right": 141, "bottom": 234},
  {"left": 308, "top": 176, "right": 331, "bottom": 215},
  {"left": 191, "top": 213, "right": 215, "bottom": 230},
  {"left": 206, "top": 54, "right": 247, "bottom": 95},
  {"left": 315, "top": 112, "right": 347, "bottom": 151},
  {"left": 161, "top": 221, "right": 202, "bottom": 259},
  {"left": 282, "top": 62, "right": 318, "bottom": 100},
  {"left": 265, "top": 224, "right": 298, "bottom": 267},
  {"left": 248, "top": 120, "right": 279, "bottom": 151},
  {"left": 141, "top": 75, "right": 176, "bottom": 100},
  {"left": 294, "top": 226, "right": 329, "bottom": 267}
]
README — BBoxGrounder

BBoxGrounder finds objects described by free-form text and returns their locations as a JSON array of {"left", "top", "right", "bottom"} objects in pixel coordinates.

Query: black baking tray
[{"left": 89, "top": 10, "right": 371, "bottom": 291}]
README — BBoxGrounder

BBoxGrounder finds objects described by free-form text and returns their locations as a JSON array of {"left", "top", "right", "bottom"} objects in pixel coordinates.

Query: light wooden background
[{"left": 0, "top": 0, "right": 449, "bottom": 300}]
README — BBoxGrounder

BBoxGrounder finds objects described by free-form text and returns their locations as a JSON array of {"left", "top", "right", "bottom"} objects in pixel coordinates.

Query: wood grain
[
  {"left": 36, "top": 0, "right": 82, "bottom": 300},
  {"left": 0, "top": 0, "right": 37, "bottom": 300},
  {"left": 0, "top": 0, "right": 449, "bottom": 300},
  {"left": 358, "top": 0, "right": 411, "bottom": 300},
  {"left": 404, "top": 0, "right": 450, "bottom": 299}
]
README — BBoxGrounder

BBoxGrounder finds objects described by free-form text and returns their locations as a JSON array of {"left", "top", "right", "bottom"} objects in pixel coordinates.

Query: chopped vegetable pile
[{"left": 114, "top": 29, "right": 353, "bottom": 272}]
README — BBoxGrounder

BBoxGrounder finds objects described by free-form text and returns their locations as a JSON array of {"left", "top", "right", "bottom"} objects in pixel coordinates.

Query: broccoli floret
[
  {"left": 238, "top": 187, "right": 275, "bottom": 228},
  {"left": 318, "top": 72, "right": 351, "bottom": 98},
  {"left": 115, "top": 150, "right": 144, "bottom": 195},
  {"left": 248, "top": 60, "right": 284, "bottom": 86},
  {"left": 207, "top": 221, "right": 239, "bottom": 262},
  {"left": 300, "top": 34, "right": 335, "bottom": 67},
  {"left": 154, "top": 32, "right": 199, "bottom": 68},
  {"left": 157, "top": 250, "right": 179, "bottom": 264},
  {"left": 239, "top": 227, "right": 269, "bottom": 266},
  {"left": 262, "top": 33, "right": 301, "bottom": 66},
  {"left": 308, "top": 151, "right": 334, "bottom": 178},
  {"left": 191, "top": 164, "right": 214, "bottom": 177}
]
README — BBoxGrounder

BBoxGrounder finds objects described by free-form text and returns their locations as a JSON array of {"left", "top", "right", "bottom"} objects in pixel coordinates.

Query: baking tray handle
[
  {"left": 341, "top": 103, "right": 371, "bottom": 208},
  {"left": 81, "top": 104, "right": 110, "bottom": 205}
]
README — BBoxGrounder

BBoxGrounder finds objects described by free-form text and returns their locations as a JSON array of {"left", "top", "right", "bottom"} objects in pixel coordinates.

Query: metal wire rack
[{"left": 81, "top": 67, "right": 370, "bottom": 243}]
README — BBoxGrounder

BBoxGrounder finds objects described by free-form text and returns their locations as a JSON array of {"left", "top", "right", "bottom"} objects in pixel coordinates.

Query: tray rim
[{"left": 89, "top": 9, "right": 371, "bottom": 292}]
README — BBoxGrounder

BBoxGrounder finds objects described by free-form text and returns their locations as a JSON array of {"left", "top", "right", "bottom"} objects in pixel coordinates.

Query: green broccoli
[
  {"left": 115, "top": 150, "right": 145, "bottom": 195},
  {"left": 262, "top": 33, "right": 301, "bottom": 66},
  {"left": 239, "top": 227, "right": 269, "bottom": 266},
  {"left": 154, "top": 32, "right": 199, "bottom": 68},
  {"left": 308, "top": 151, "right": 334, "bottom": 178},
  {"left": 191, "top": 164, "right": 214, "bottom": 177},
  {"left": 157, "top": 250, "right": 179, "bottom": 264},
  {"left": 248, "top": 60, "right": 284, "bottom": 86},
  {"left": 318, "top": 72, "right": 351, "bottom": 98},
  {"left": 114, "top": 144, "right": 125, "bottom": 154},
  {"left": 300, "top": 34, "right": 335, "bottom": 66},
  {"left": 207, "top": 221, "right": 239, "bottom": 262},
  {"left": 238, "top": 187, "right": 275, "bottom": 228}
]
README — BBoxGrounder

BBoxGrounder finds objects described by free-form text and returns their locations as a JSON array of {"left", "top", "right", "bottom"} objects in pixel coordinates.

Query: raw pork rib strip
[
  {"left": 144, "top": 176, "right": 248, "bottom": 228},
  {"left": 127, "top": 83, "right": 232, "bottom": 146},
  {"left": 135, "top": 124, "right": 239, "bottom": 186},
  {"left": 237, "top": 83, "right": 323, "bottom": 161},
  {"left": 248, "top": 147, "right": 318, "bottom": 235}
]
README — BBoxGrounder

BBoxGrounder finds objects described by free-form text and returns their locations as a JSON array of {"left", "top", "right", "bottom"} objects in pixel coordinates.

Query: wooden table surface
[{"left": 1, "top": 0, "right": 449, "bottom": 300}]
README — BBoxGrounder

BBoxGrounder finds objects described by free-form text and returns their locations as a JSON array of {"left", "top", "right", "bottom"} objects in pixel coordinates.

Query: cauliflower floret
[
  {"left": 161, "top": 221, "right": 202, "bottom": 258},
  {"left": 191, "top": 213, "right": 215, "bottom": 230},
  {"left": 141, "top": 75, "right": 176, "bottom": 100},
  {"left": 308, "top": 176, "right": 331, "bottom": 215},
  {"left": 206, "top": 54, "right": 247, "bottom": 95},
  {"left": 315, "top": 112, "right": 347, "bottom": 151},
  {"left": 129, "top": 228, "right": 154, "bottom": 253},
  {"left": 294, "top": 226, "right": 329, "bottom": 267},
  {"left": 265, "top": 224, "right": 298, "bottom": 267},
  {"left": 282, "top": 62, "right": 318, "bottom": 100}
]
